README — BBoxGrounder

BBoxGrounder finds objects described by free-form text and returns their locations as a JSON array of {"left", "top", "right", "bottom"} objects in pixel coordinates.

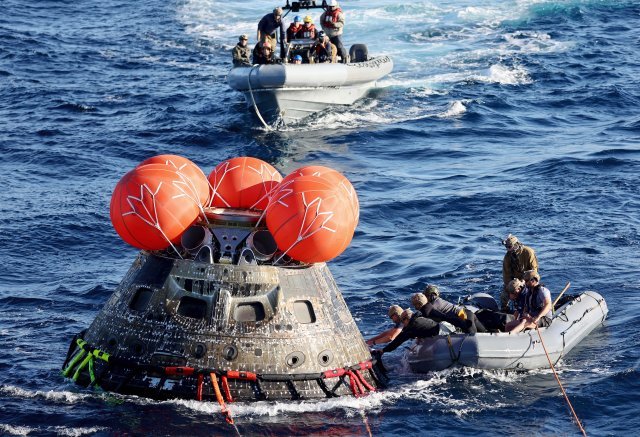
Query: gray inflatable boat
[
  {"left": 227, "top": 54, "right": 393, "bottom": 125},
  {"left": 407, "top": 291, "right": 608, "bottom": 372}
]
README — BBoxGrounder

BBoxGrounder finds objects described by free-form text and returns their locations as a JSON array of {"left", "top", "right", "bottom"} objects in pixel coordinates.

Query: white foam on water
[
  {"left": 0, "top": 424, "right": 107, "bottom": 437},
  {"left": 0, "top": 385, "right": 96, "bottom": 404},
  {"left": 438, "top": 100, "right": 467, "bottom": 118}
]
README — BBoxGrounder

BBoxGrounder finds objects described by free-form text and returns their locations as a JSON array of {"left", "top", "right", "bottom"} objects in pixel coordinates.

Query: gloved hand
[{"left": 457, "top": 308, "right": 468, "bottom": 320}]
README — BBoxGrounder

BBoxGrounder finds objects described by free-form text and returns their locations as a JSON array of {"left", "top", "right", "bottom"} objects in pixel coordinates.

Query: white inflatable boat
[
  {"left": 227, "top": 54, "right": 393, "bottom": 125},
  {"left": 406, "top": 291, "right": 608, "bottom": 372}
]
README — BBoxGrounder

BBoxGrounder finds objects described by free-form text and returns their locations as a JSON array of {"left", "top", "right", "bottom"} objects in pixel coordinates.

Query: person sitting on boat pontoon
[
  {"left": 232, "top": 34, "right": 251, "bottom": 67},
  {"left": 286, "top": 16, "right": 304, "bottom": 42},
  {"left": 501, "top": 234, "right": 539, "bottom": 312},
  {"left": 320, "top": 0, "right": 347, "bottom": 63},
  {"left": 310, "top": 31, "right": 336, "bottom": 63},
  {"left": 253, "top": 41, "right": 278, "bottom": 65},
  {"left": 374, "top": 309, "right": 440, "bottom": 356},
  {"left": 509, "top": 270, "right": 553, "bottom": 333},
  {"left": 257, "top": 7, "right": 285, "bottom": 55},
  {"left": 299, "top": 15, "right": 317, "bottom": 39},
  {"left": 366, "top": 305, "right": 403, "bottom": 347}
]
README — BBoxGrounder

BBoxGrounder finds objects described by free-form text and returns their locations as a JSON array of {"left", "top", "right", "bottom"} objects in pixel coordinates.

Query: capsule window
[
  {"left": 130, "top": 287, "right": 154, "bottom": 312},
  {"left": 177, "top": 296, "right": 207, "bottom": 319},
  {"left": 234, "top": 302, "right": 265, "bottom": 322},
  {"left": 293, "top": 300, "right": 316, "bottom": 324}
]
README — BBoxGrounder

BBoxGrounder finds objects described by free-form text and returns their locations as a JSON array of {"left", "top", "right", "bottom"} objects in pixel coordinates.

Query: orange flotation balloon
[
  {"left": 110, "top": 164, "right": 200, "bottom": 250},
  {"left": 266, "top": 175, "right": 356, "bottom": 263},
  {"left": 139, "top": 154, "right": 209, "bottom": 207},
  {"left": 208, "top": 157, "right": 282, "bottom": 210},
  {"left": 281, "top": 165, "right": 359, "bottom": 225}
]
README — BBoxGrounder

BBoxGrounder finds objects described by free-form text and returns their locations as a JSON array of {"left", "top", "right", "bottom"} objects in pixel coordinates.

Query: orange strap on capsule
[
  {"left": 221, "top": 375, "right": 233, "bottom": 403},
  {"left": 225, "top": 370, "right": 258, "bottom": 382},
  {"left": 210, "top": 373, "right": 234, "bottom": 425},
  {"left": 196, "top": 373, "right": 204, "bottom": 401}
]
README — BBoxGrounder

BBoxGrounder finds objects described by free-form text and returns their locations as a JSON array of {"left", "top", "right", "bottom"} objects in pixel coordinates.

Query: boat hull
[
  {"left": 227, "top": 56, "right": 393, "bottom": 124},
  {"left": 407, "top": 291, "right": 608, "bottom": 372}
]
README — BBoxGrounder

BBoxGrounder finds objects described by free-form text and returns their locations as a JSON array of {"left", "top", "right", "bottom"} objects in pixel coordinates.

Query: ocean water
[{"left": 1, "top": 0, "right": 639, "bottom": 435}]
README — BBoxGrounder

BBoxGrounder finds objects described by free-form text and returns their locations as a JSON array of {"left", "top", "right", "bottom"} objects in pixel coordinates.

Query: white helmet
[{"left": 328, "top": 0, "right": 339, "bottom": 7}]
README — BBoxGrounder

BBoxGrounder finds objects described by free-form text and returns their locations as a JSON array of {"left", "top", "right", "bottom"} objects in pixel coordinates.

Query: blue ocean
[{"left": 1, "top": 0, "right": 639, "bottom": 435}]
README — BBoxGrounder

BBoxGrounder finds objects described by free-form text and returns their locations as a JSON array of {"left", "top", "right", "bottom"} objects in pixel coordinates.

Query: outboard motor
[{"left": 463, "top": 293, "right": 499, "bottom": 312}]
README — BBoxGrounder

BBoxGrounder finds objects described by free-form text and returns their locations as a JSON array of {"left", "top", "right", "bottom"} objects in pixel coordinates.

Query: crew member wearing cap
[
  {"left": 300, "top": 15, "right": 317, "bottom": 39},
  {"left": 310, "top": 31, "right": 336, "bottom": 63},
  {"left": 257, "top": 7, "right": 285, "bottom": 55},
  {"left": 501, "top": 234, "right": 538, "bottom": 312},
  {"left": 232, "top": 34, "right": 251, "bottom": 67},
  {"left": 365, "top": 305, "right": 403, "bottom": 347},
  {"left": 320, "top": 0, "right": 347, "bottom": 63},
  {"left": 374, "top": 309, "right": 440, "bottom": 355},
  {"left": 286, "top": 15, "right": 304, "bottom": 42},
  {"left": 508, "top": 270, "right": 553, "bottom": 333},
  {"left": 504, "top": 278, "right": 527, "bottom": 332},
  {"left": 252, "top": 41, "right": 277, "bottom": 65}
]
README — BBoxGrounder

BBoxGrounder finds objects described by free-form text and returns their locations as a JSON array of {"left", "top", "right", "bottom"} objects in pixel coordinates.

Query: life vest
[
  {"left": 526, "top": 285, "right": 546, "bottom": 316},
  {"left": 314, "top": 42, "right": 332, "bottom": 62},
  {"left": 300, "top": 24, "right": 316, "bottom": 39},
  {"left": 287, "top": 24, "right": 302, "bottom": 41},
  {"left": 323, "top": 8, "right": 342, "bottom": 27}
]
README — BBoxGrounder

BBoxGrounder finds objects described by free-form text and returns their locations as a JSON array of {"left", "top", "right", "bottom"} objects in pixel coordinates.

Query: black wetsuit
[
  {"left": 419, "top": 302, "right": 487, "bottom": 334},
  {"left": 382, "top": 316, "right": 439, "bottom": 353}
]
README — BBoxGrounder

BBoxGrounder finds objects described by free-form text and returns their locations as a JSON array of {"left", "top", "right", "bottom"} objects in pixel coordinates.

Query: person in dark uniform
[
  {"left": 366, "top": 305, "right": 403, "bottom": 347},
  {"left": 253, "top": 41, "right": 278, "bottom": 65},
  {"left": 232, "top": 34, "right": 251, "bottom": 67},
  {"left": 257, "top": 7, "right": 285, "bottom": 57},
  {"left": 420, "top": 284, "right": 488, "bottom": 333},
  {"left": 375, "top": 309, "right": 440, "bottom": 355}
]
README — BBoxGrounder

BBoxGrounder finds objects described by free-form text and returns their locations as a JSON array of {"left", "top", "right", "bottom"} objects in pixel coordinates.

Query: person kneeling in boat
[
  {"left": 366, "top": 305, "right": 403, "bottom": 347},
  {"left": 509, "top": 270, "right": 553, "bottom": 333},
  {"left": 232, "top": 34, "right": 251, "bottom": 67},
  {"left": 253, "top": 41, "right": 279, "bottom": 65},
  {"left": 504, "top": 279, "right": 527, "bottom": 332},
  {"left": 501, "top": 234, "right": 539, "bottom": 312},
  {"left": 374, "top": 309, "right": 440, "bottom": 356},
  {"left": 310, "top": 31, "right": 337, "bottom": 63}
]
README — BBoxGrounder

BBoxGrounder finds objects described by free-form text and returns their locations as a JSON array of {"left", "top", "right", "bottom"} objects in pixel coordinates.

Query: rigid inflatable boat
[
  {"left": 406, "top": 291, "right": 608, "bottom": 372},
  {"left": 228, "top": 55, "right": 393, "bottom": 125}
]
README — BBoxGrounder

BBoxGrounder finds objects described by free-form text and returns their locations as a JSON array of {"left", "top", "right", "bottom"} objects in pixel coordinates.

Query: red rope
[
  {"left": 354, "top": 369, "right": 375, "bottom": 392},
  {"left": 221, "top": 375, "right": 233, "bottom": 403},
  {"left": 536, "top": 326, "right": 587, "bottom": 436},
  {"left": 196, "top": 373, "right": 204, "bottom": 401}
]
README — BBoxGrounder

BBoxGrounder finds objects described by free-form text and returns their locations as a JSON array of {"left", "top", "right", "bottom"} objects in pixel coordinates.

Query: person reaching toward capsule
[
  {"left": 366, "top": 305, "right": 403, "bottom": 347},
  {"left": 374, "top": 309, "right": 440, "bottom": 356}
]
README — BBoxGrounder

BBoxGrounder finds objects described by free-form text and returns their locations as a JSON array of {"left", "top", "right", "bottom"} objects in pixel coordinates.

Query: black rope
[
  {"left": 285, "top": 380, "right": 301, "bottom": 400},
  {"left": 316, "top": 378, "right": 337, "bottom": 398}
]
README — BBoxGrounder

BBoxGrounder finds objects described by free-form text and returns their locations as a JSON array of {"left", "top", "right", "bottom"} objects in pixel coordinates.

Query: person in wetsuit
[
  {"left": 376, "top": 309, "right": 440, "bottom": 355},
  {"left": 366, "top": 304, "right": 403, "bottom": 347}
]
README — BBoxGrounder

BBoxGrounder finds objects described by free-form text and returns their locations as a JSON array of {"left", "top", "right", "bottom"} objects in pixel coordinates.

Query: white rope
[{"left": 247, "top": 66, "right": 274, "bottom": 131}]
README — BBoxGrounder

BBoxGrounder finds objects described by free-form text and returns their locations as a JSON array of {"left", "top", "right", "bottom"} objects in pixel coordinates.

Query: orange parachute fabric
[
  {"left": 110, "top": 164, "right": 200, "bottom": 250},
  {"left": 208, "top": 157, "right": 282, "bottom": 210},
  {"left": 266, "top": 175, "right": 356, "bottom": 263}
]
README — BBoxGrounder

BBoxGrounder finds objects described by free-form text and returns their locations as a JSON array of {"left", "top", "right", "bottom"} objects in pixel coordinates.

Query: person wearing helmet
[
  {"left": 252, "top": 40, "right": 277, "bottom": 65},
  {"left": 501, "top": 234, "right": 539, "bottom": 312},
  {"left": 292, "top": 54, "right": 303, "bottom": 64},
  {"left": 232, "top": 34, "right": 251, "bottom": 67},
  {"left": 365, "top": 304, "right": 403, "bottom": 347},
  {"left": 320, "top": 0, "right": 347, "bottom": 63},
  {"left": 286, "top": 15, "right": 304, "bottom": 42},
  {"left": 310, "top": 30, "right": 336, "bottom": 63},
  {"left": 373, "top": 308, "right": 440, "bottom": 355},
  {"left": 508, "top": 270, "right": 552, "bottom": 333},
  {"left": 257, "top": 7, "right": 285, "bottom": 57},
  {"left": 300, "top": 15, "right": 317, "bottom": 39}
]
